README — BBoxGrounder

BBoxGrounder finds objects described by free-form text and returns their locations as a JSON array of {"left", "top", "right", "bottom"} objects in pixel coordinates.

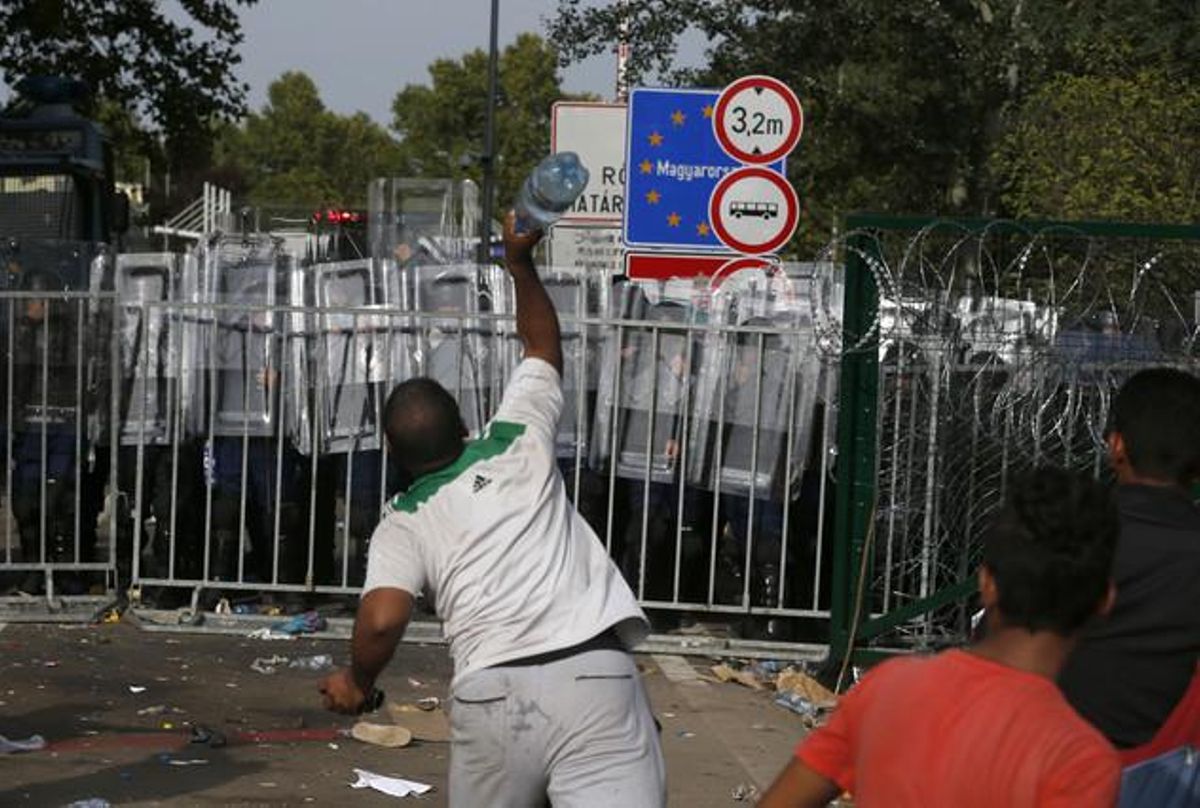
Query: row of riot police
[{"left": 1, "top": 224, "right": 836, "bottom": 630}]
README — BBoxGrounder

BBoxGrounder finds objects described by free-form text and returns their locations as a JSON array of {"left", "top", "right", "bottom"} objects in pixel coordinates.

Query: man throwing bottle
[{"left": 320, "top": 212, "right": 665, "bottom": 807}]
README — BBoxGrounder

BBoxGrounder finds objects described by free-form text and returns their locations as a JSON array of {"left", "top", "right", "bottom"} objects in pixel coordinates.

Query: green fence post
[{"left": 828, "top": 218, "right": 882, "bottom": 666}]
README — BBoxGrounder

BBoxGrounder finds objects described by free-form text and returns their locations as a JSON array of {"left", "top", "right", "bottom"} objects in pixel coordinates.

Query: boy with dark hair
[
  {"left": 759, "top": 467, "right": 1121, "bottom": 807},
  {"left": 1058, "top": 368, "right": 1200, "bottom": 760}
]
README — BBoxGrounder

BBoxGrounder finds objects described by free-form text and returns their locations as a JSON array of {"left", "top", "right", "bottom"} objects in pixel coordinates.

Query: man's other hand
[
  {"left": 319, "top": 668, "right": 367, "bottom": 715},
  {"left": 503, "top": 209, "right": 543, "bottom": 267}
]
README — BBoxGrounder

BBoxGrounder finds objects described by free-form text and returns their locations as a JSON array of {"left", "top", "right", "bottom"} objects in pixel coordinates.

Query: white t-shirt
[{"left": 363, "top": 357, "right": 649, "bottom": 684}]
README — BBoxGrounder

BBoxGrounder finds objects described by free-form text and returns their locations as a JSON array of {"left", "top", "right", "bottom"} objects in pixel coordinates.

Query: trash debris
[
  {"left": 250, "top": 655, "right": 291, "bottom": 675},
  {"left": 732, "top": 783, "right": 760, "bottom": 801},
  {"left": 415, "top": 696, "right": 440, "bottom": 711},
  {"left": 774, "top": 691, "right": 821, "bottom": 720},
  {"left": 136, "top": 705, "right": 167, "bottom": 716},
  {"left": 676, "top": 730, "right": 696, "bottom": 739},
  {"left": 386, "top": 702, "right": 452, "bottom": 742},
  {"left": 710, "top": 663, "right": 766, "bottom": 690},
  {"left": 65, "top": 800, "right": 111, "bottom": 808},
  {"left": 128, "top": 685, "right": 147, "bottom": 694},
  {"left": 167, "top": 758, "right": 209, "bottom": 767},
  {"left": 0, "top": 733, "right": 46, "bottom": 754},
  {"left": 246, "top": 627, "right": 296, "bottom": 641},
  {"left": 350, "top": 768, "right": 433, "bottom": 798},
  {"left": 351, "top": 722, "right": 413, "bottom": 748},
  {"left": 271, "top": 611, "right": 326, "bottom": 636},
  {"left": 774, "top": 668, "right": 837, "bottom": 707},
  {"left": 288, "top": 654, "right": 333, "bottom": 671},
  {"left": 407, "top": 677, "right": 424, "bottom": 689},
  {"left": 190, "top": 725, "right": 228, "bottom": 748}
]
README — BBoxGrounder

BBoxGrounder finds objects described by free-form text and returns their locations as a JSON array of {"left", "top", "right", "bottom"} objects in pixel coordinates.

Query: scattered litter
[
  {"left": 415, "top": 696, "right": 440, "bottom": 711},
  {"left": 676, "top": 731, "right": 695, "bottom": 739},
  {"left": 710, "top": 663, "right": 766, "bottom": 690},
  {"left": 289, "top": 654, "right": 333, "bottom": 671},
  {"left": 351, "top": 722, "right": 413, "bottom": 748},
  {"left": 246, "top": 627, "right": 295, "bottom": 641},
  {"left": 259, "top": 782, "right": 278, "bottom": 788},
  {"left": 774, "top": 691, "right": 821, "bottom": 720},
  {"left": 43, "top": 660, "right": 60, "bottom": 668},
  {"left": 774, "top": 668, "right": 837, "bottom": 707},
  {"left": 128, "top": 685, "right": 147, "bottom": 694},
  {"left": 271, "top": 611, "right": 326, "bottom": 636},
  {"left": 167, "top": 758, "right": 209, "bottom": 767},
  {"left": 101, "top": 608, "right": 122, "bottom": 624},
  {"left": 65, "top": 800, "right": 111, "bottom": 808},
  {"left": 328, "top": 742, "right": 340, "bottom": 750},
  {"left": 0, "top": 733, "right": 45, "bottom": 754},
  {"left": 137, "top": 705, "right": 167, "bottom": 716},
  {"left": 661, "top": 712, "right": 677, "bottom": 719},
  {"left": 386, "top": 703, "right": 452, "bottom": 742},
  {"left": 190, "top": 725, "right": 227, "bottom": 748},
  {"left": 406, "top": 677, "right": 424, "bottom": 689},
  {"left": 251, "top": 655, "right": 291, "bottom": 675},
  {"left": 732, "top": 783, "right": 760, "bottom": 802},
  {"left": 160, "top": 721, "right": 175, "bottom": 730},
  {"left": 350, "top": 768, "right": 433, "bottom": 798}
]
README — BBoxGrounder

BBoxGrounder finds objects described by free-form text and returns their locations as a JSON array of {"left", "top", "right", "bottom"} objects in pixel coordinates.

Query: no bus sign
[
  {"left": 712, "top": 75, "right": 803, "bottom": 164},
  {"left": 708, "top": 165, "right": 800, "bottom": 255}
]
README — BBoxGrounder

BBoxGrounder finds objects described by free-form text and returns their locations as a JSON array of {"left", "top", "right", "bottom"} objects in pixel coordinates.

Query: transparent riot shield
[
  {"left": 591, "top": 280, "right": 702, "bottom": 485},
  {"left": 688, "top": 269, "right": 821, "bottom": 500},
  {"left": 369, "top": 178, "right": 480, "bottom": 269},
  {"left": 0, "top": 239, "right": 113, "bottom": 574},
  {"left": 488, "top": 262, "right": 609, "bottom": 460},
  {"left": 311, "top": 259, "right": 390, "bottom": 454},
  {"left": 199, "top": 238, "right": 308, "bottom": 447},
  {"left": 407, "top": 262, "right": 487, "bottom": 435},
  {"left": 114, "top": 253, "right": 194, "bottom": 446}
]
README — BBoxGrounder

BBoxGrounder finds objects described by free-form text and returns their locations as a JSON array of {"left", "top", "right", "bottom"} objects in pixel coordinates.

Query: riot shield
[
  {"left": 591, "top": 281, "right": 701, "bottom": 485},
  {"left": 689, "top": 269, "right": 821, "bottom": 499},
  {"left": 408, "top": 262, "right": 487, "bottom": 436},
  {"left": 197, "top": 237, "right": 308, "bottom": 447},
  {"left": 311, "top": 259, "right": 391, "bottom": 454},
  {"left": 488, "top": 262, "right": 608, "bottom": 460},
  {"left": 114, "top": 253, "right": 191, "bottom": 446}
]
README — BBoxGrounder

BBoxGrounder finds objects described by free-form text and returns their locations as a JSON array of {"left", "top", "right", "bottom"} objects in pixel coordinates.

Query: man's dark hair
[
  {"left": 1108, "top": 368, "right": 1200, "bottom": 485},
  {"left": 384, "top": 378, "right": 465, "bottom": 475},
  {"left": 983, "top": 467, "right": 1118, "bottom": 635}
]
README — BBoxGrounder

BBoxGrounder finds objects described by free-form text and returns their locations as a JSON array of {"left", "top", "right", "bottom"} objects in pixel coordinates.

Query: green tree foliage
[
  {"left": 550, "top": 0, "right": 1200, "bottom": 246},
  {"left": 215, "top": 72, "right": 404, "bottom": 209},
  {"left": 0, "top": 0, "right": 257, "bottom": 160},
  {"left": 392, "top": 33, "right": 587, "bottom": 208},
  {"left": 994, "top": 71, "right": 1200, "bottom": 223}
]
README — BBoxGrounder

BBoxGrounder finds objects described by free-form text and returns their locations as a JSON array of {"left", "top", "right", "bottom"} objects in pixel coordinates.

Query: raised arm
[{"left": 503, "top": 210, "right": 562, "bottom": 376}]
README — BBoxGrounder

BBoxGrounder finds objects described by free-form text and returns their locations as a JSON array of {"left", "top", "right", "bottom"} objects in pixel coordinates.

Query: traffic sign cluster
[{"left": 622, "top": 75, "right": 803, "bottom": 280}]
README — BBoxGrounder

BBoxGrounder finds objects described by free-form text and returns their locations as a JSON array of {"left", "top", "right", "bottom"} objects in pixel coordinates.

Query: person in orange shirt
[{"left": 759, "top": 467, "right": 1122, "bottom": 807}]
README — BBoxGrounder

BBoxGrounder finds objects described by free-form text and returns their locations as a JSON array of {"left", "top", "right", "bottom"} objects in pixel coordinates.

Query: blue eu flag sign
[{"left": 624, "top": 87, "right": 785, "bottom": 251}]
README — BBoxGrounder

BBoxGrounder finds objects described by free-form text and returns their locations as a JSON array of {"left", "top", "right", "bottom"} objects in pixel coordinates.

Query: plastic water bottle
[{"left": 513, "top": 151, "right": 590, "bottom": 233}]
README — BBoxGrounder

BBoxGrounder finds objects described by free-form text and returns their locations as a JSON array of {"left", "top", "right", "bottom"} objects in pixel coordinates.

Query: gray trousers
[{"left": 448, "top": 648, "right": 666, "bottom": 808}]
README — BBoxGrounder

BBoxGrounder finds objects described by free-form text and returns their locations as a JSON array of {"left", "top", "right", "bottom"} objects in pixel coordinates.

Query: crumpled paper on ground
[
  {"left": 0, "top": 733, "right": 46, "bottom": 754},
  {"left": 350, "top": 768, "right": 432, "bottom": 798}
]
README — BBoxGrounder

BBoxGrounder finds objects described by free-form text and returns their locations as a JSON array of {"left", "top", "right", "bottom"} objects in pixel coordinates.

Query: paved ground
[{"left": 0, "top": 620, "right": 806, "bottom": 807}]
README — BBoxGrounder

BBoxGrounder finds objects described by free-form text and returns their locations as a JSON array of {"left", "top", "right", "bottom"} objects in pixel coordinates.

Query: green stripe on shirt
[{"left": 389, "top": 420, "right": 527, "bottom": 514}]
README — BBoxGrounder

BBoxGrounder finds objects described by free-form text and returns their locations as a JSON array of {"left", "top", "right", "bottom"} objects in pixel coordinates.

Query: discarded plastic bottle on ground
[
  {"left": 513, "top": 151, "right": 590, "bottom": 234},
  {"left": 288, "top": 653, "right": 333, "bottom": 671}
]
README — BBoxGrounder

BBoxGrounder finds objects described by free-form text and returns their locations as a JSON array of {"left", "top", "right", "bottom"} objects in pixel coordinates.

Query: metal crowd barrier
[{"left": 0, "top": 236, "right": 839, "bottom": 639}]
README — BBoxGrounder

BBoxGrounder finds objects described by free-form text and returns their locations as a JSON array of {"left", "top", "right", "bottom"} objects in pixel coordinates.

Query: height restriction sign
[{"left": 712, "top": 75, "right": 803, "bottom": 164}]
